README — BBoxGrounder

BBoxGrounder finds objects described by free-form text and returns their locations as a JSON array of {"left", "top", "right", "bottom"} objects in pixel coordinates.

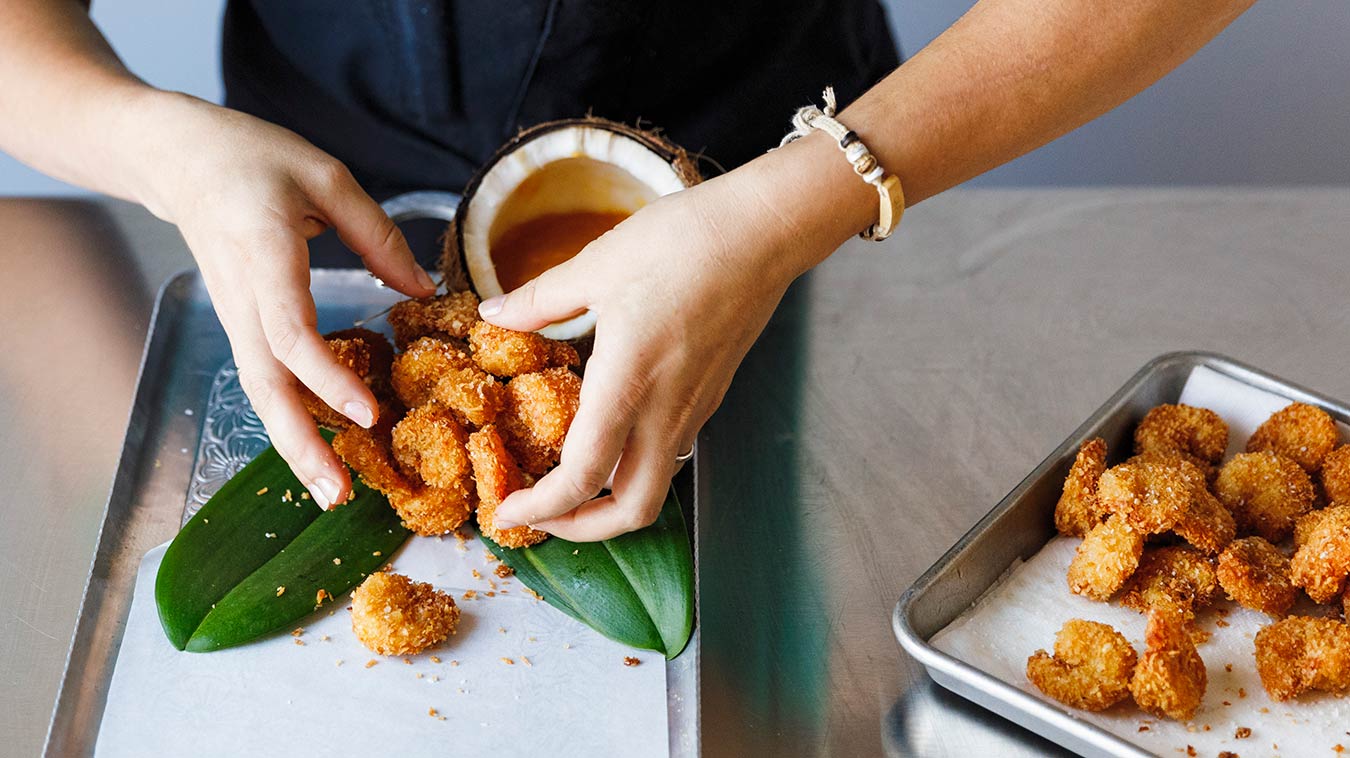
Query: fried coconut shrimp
[
  {"left": 1026, "top": 619, "right": 1137, "bottom": 711},
  {"left": 1254, "top": 616, "right": 1350, "bottom": 701},
  {"left": 1068, "top": 514, "right": 1145, "bottom": 601},
  {"left": 1294, "top": 507, "right": 1332, "bottom": 549},
  {"left": 1130, "top": 608, "right": 1207, "bottom": 721},
  {"left": 1133, "top": 404, "right": 1229, "bottom": 467},
  {"left": 1055, "top": 438, "right": 1109, "bottom": 537},
  {"left": 468, "top": 320, "right": 579, "bottom": 378},
  {"left": 1216, "top": 536, "right": 1296, "bottom": 616},
  {"left": 1213, "top": 451, "right": 1315, "bottom": 543},
  {"left": 1289, "top": 504, "right": 1350, "bottom": 603},
  {"left": 350, "top": 572, "right": 460, "bottom": 655},
  {"left": 388, "top": 290, "right": 481, "bottom": 348},
  {"left": 1321, "top": 445, "right": 1350, "bottom": 505},
  {"left": 300, "top": 329, "right": 396, "bottom": 430},
  {"left": 1247, "top": 402, "right": 1340, "bottom": 474},
  {"left": 1098, "top": 456, "right": 1234, "bottom": 553},
  {"left": 331, "top": 425, "right": 473, "bottom": 535},
  {"left": 391, "top": 336, "right": 504, "bottom": 426},
  {"left": 1119, "top": 545, "right": 1219, "bottom": 618},
  {"left": 392, "top": 403, "right": 472, "bottom": 490},
  {"left": 496, "top": 368, "right": 582, "bottom": 475},
  {"left": 467, "top": 424, "right": 548, "bottom": 549}
]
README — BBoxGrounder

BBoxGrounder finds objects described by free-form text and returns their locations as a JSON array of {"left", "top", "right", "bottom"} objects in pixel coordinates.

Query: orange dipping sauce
[{"left": 490, "top": 211, "right": 630, "bottom": 292}]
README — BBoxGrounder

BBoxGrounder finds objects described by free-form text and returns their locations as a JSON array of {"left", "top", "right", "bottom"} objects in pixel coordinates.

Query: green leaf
[
  {"left": 155, "top": 436, "right": 411, "bottom": 652},
  {"left": 482, "top": 486, "right": 694, "bottom": 659}
]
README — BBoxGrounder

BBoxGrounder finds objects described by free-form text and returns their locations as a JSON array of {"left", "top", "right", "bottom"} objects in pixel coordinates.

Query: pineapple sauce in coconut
[{"left": 490, "top": 210, "right": 629, "bottom": 292}]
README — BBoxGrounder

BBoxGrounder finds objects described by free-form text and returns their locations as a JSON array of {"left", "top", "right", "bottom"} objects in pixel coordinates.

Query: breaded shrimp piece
[
  {"left": 388, "top": 482, "right": 475, "bottom": 536},
  {"left": 391, "top": 403, "right": 472, "bottom": 490},
  {"left": 1133, "top": 404, "right": 1229, "bottom": 466},
  {"left": 1172, "top": 487, "right": 1236, "bottom": 555},
  {"left": 1068, "top": 514, "right": 1145, "bottom": 601},
  {"left": 1321, "top": 445, "right": 1350, "bottom": 505},
  {"left": 468, "top": 320, "right": 579, "bottom": 378},
  {"left": 1119, "top": 545, "right": 1219, "bottom": 617},
  {"left": 1214, "top": 451, "right": 1315, "bottom": 542},
  {"left": 1217, "top": 536, "right": 1296, "bottom": 616},
  {"left": 391, "top": 336, "right": 505, "bottom": 426},
  {"left": 504, "top": 368, "right": 581, "bottom": 451},
  {"left": 1289, "top": 504, "right": 1350, "bottom": 603},
  {"left": 299, "top": 336, "right": 372, "bottom": 430},
  {"left": 331, "top": 425, "right": 416, "bottom": 498},
  {"left": 1247, "top": 402, "right": 1340, "bottom": 474},
  {"left": 1055, "top": 438, "right": 1109, "bottom": 537},
  {"left": 325, "top": 327, "right": 395, "bottom": 387},
  {"left": 1254, "top": 616, "right": 1350, "bottom": 701},
  {"left": 388, "top": 290, "right": 481, "bottom": 349},
  {"left": 1026, "top": 619, "right": 1137, "bottom": 711},
  {"left": 1294, "top": 507, "right": 1332, "bottom": 549},
  {"left": 1130, "top": 607, "right": 1207, "bottom": 721},
  {"left": 1097, "top": 460, "right": 1197, "bottom": 535},
  {"left": 350, "top": 572, "right": 460, "bottom": 655},
  {"left": 467, "top": 424, "right": 548, "bottom": 549}
]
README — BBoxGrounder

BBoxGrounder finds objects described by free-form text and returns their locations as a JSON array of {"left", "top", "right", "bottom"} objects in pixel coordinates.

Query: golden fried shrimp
[
  {"left": 504, "top": 368, "right": 581, "bottom": 451},
  {"left": 1129, "top": 607, "right": 1207, "bottom": 721},
  {"left": 388, "top": 482, "right": 475, "bottom": 536},
  {"left": 1067, "top": 514, "right": 1145, "bottom": 601},
  {"left": 1025, "top": 619, "right": 1137, "bottom": 711},
  {"left": 1247, "top": 402, "right": 1340, "bottom": 474},
  {"left": 331, "top": 425, "right": 416, "bottom": 498},
  {"left": 1055, "top": 438, "right": 1109, "bottom": 537},
  {"left": 1119, "top": 545, "right": 1219, "bottom": 617},
  {"left": 1289, "top": 504, "right": 1350, "bottom": 603},
  {"left": 467, "top": 424, "right": 548, "bottom": 549},
  {"left": 1254, "top": 616, "right": 1350, "bottom": 701},
  {"left": 1097, "top": 459, "right": 1198, "bottom": 535},
  {"left": 1172, "top": 487, "right": 1236, "bottom": 556},
  {"left": 350, "top": 572, "right": 460, "bottom": 655},
  {"left": 1321, "top": 445, "right": 1350, "bottom": 505},
  {"left": 1213, "top": 451, "right": 1315, "bottom": 543},
  {"left": 299, "top": 336, "right": 372, "bottom": 430},
  {"left": 391, "top": 403, "right": 472, "bottom": 490},
  {"left": 467, "top": 320, "right": 579, "bottom": 378},
  {"left": 391, "top": 336, "right": 505, "bottom": 426},
  {"left": 388, "top": 290, "right": 481, "bottom": 348},
  {"left": 1216, "top": 536, "right": 1296, "bottom": 616},
  {"left": 1133, "top": 404, "right": 1229, "bottom": 466},
  {"left": 1294, "top": 507, "right": 1331, "bottom": 549}
]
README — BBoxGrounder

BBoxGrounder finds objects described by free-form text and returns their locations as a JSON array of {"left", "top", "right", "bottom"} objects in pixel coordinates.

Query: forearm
[
  {"left": 0, "top": 0, "right": 166, "bottom": 202},
  {"left": 750, "top": 0, "right": 1256, "bottom": 270}
]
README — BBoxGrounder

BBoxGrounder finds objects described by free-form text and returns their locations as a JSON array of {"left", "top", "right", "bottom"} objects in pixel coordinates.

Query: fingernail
[
  {"left": 311, "top": 477, "right": 340, "bottom": 510},
  {"left": 344, "top": 401, "right": 375, "bottom": 428},
  {"left": 414, "top": 266, "right": 436, "bottom": 291},
  {"left": 479, "top": 295, "right": 504, "bottom": 317}
]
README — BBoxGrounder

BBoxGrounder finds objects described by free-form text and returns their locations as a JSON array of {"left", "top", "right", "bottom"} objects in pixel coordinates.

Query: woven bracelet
[{"left": 779, "top": 87, "right": 905, "bottom": 241}]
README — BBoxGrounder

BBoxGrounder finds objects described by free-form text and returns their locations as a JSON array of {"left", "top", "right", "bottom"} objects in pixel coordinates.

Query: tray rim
[{"left": 892, "top": 349, "right": 1350, "bottom": 758}]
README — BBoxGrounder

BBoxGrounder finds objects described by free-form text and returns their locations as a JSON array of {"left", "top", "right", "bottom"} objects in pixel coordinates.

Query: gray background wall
[{"left": 1, "top": 0, "right": 1346, "bottom": 195}]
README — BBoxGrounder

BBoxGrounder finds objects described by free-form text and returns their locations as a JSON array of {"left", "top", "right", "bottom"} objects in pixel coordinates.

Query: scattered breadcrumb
[
  {"left": 335, "top": 659, "right": 344, "bottom": 667},
  {"left": 522, "top": 656, "right": 533, "bottom": 667},
  {"left": 265, "top": 532, "right": 276, "bottom": 539},
  {"left": 301, "top": 492, "right": 310, "bottom": 500},
  {"left": 373, "top": 551, "right": 382, "bottom": 557},
  {"left": 463, "top": 590, "right": 477, "bottom": 600},
  {"left": 495, "top": 564, "right": 515, "bottom": 578},
  {"left": 501, "top": 657, "right": 515, "bottom": 665},
  {"left": 430, "top": 656, "right": 442, "bottom": 664},
  {"left": 293, "top": 639, "right": 304, "bottom": 646},
  {"left": 291, "top": 628, "right": 304, "bottom": 637},
  {"left": 276, "top": 586, "right": 286, "bottom": 597},
  {"left": 256, "top": 487, "right": 269, "bottom": 496},
  {"left": 403, "top": 657, "right": 413, "bottom": 665},
  {"left": 333, "top": 558, "right": 342, "bottom": 565},
  {"left": 623, "top": 657, "right": 641, "bottom": 667},
  {"left": 1235, "top": 727, "right": 1251, "bottom": 739},
  {"left": 365, "top": 659, "right": 378, "bottom": 668}
]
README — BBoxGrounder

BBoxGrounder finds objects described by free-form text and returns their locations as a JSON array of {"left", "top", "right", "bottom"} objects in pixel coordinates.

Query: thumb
[
  {"left": 479, "top": 264, "right": 590, "bottom": 332},
  {"left": 304, "top": 159, "right": 436, "bottom": 298}
]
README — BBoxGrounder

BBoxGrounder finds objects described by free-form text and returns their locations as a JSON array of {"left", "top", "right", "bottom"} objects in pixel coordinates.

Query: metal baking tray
[
  {"left": 892, "top": 351, "right": 1350, "bottom": 758},
  {"left": 43, "top": 208, "right": 699, "bottom": 755}
]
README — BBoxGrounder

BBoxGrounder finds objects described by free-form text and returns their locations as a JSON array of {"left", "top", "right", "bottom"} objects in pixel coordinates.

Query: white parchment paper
[
  {"left": 95, "top": 533, "right": 667, "bottom": 757},
  {"left": 932, "top": 366, "right": 1350, "bottom": 757}
]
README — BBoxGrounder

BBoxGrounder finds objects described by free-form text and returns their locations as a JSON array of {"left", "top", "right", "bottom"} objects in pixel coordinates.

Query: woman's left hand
[{"left": 483, "top": 134, "right": 870, "bottom": 540}]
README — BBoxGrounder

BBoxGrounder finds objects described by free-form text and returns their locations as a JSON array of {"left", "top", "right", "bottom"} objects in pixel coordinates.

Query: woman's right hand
[{"left": 132, "top": 92, "right": 436, "bottom": 508}]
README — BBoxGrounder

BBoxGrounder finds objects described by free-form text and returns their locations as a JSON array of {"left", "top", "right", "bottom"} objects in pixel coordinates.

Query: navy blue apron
[{"left": 221, "top": 0, "right": 898, "bottom": 266}]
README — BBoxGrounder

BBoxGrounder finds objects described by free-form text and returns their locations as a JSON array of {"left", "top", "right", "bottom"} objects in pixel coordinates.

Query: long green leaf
[
  {"left": 482, "top": 486, "right": 694, "bottom": 659},
  {"left": 156, "top": 437, "right": 411, "bottom": 651}
]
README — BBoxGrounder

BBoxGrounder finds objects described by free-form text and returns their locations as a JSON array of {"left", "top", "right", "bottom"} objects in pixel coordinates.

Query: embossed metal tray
[
  {"left": 892, "top": 352, "right": 1350, "bottom": 758},
  {"left": 43, "top": 265, "right": 700, "bottom": 756}
]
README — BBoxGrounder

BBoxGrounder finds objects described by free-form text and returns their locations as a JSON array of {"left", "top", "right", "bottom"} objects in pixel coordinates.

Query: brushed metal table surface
[{"left": 3, "top": 188, "right": 1349, "bottom": 757}]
